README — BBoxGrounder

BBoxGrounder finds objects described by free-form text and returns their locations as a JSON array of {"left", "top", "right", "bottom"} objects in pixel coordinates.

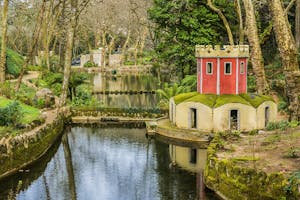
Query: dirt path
[
  {"left": 9, "top": 71, "right": 39, "bottom": 89},
  {"left": 218, "top": 129, "right": 300, "bottom": 176}
]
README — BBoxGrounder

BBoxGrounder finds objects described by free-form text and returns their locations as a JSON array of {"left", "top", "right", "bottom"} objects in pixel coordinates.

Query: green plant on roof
[{"left": 173, "top": 93, "right": 275, "bottom": 108}]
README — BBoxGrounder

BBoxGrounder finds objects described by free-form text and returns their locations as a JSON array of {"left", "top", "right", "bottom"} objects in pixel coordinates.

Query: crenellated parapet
[{"left": 195, "top": 45, "right": 249, "bottom": 58}]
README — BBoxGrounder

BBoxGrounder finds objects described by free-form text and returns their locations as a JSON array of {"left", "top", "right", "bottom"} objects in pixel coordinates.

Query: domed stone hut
[{"left": 169, "top": 45, "right": 277, "bottom": 132}]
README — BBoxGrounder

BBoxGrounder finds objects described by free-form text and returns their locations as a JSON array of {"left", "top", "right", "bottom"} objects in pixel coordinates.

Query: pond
[
  {"left": 0, "top": 126, "right": 218, "bottom": 200},
  {"left": 93, "top": 73, "right": 161, "bottom": 108}
]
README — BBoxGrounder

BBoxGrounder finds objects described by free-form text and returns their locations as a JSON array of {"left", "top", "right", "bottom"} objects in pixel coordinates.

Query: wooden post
[{"left": 197, "top": 169, "right": 206, "bottom": 200}]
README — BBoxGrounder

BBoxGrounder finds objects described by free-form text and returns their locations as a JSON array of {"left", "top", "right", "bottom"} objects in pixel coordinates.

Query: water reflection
[
  {"left": 169, "top": 145, "right": 207, "bottom": 173},
  {"left": 93, "top": 74, "right": 160, "bottom": 108},
  {"left": 0, "top": 126, "right": 208, "bottom": 200}
]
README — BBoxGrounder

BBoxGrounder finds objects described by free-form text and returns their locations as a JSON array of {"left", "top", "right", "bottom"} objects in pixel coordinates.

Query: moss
[
  {"left": 205, "top": 133, "right": 299, "bottom": 199},
  {"left": 173, "top": 93, "right": 275, "bottom": 108},
  {"left": 0, "top": 117, "right": 65, "bottom": 177},
  {"left": 231, "top": 156, "right": 260, "bottom": 162},
  {"left": 214, "top": 94, "right": 251, "bottom": 108},
  {"left": 240, "top": 93, "right": 274, "bottom": 108},
  {"left": 173, "top": 92, "right": 198, "bottom": 104},
  {"left": 183, "top": 94, "right": 217, "bottom": 107}
]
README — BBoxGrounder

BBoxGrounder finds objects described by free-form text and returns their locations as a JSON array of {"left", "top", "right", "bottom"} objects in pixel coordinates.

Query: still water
[
  {"left": 93, "top": 74, "right": 160, "bottom": 108},
  {"left": 0, "top": 126, "right": 218, "bottom": 200}
]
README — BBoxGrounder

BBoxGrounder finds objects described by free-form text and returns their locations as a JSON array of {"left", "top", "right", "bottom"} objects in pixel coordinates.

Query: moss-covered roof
[
  {"left": 174, "top": 92, "right": 275, "bottom": 108},
  {"left": 173, "top": 92, "right": 198, "bottom": 104}
]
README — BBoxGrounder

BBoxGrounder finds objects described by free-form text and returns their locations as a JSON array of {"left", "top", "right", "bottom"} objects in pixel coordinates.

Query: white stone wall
[
  {"left": 171, "top": 101, "right": 277, "bottom": 132},
  {"left": 256, "top": 101, "right": 277, "bottom": 129},
  {"left": 175, "top": 102, "right": 213, "bottom": 132},
  {"left": 213, "top": 103, "right": 257, "bottom": 132}
]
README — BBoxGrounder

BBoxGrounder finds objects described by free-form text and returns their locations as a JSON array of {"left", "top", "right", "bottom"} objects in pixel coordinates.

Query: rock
[{"left": 35, "top": 88, "right": 55, "bottom": 108}]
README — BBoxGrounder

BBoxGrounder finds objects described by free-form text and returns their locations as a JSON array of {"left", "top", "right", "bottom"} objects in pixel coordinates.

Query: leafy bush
[
  {"left": 0, "top": 101, "right": 23, "bottom": 126},
  {"left": 84, "top": 61, "right": 97, "bottom": 68},
  {"left": 278, "top": 101, "right": 288, "bottom": 112},
  {"left": 0, "top": 81, "right": 13, "bottom": 98},
  {"left": 27, "top": 65, "right": 42, "bottom": 71},
  {"left": 6, "top": 49, "right": 24, "bottom": 77},
  {"left": 51, "top": 83, "right": 62, "bottom": 96},
  {"left": 288, "top": 120, "right": 299, "bottom": 128},
  {"left": 72, "top": 84, "right": 100, "bottom": 106},
  {"left": 43, "top": 72, "right": 63, "bottom": 85},
  {"left": 247, "top": 75, "right": 256, "bottom": 93}
]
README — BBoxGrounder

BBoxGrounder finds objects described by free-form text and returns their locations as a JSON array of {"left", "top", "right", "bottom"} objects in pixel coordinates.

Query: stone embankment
[
  {"left": 0, "top": 108, "right": 70, "bottom": 180},
  {"left": 205, "top": 133, "right": 300, "bottom": 200}
]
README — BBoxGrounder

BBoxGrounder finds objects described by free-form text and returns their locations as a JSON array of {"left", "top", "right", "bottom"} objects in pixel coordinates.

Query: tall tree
[
  {"left": 296, "top": 0, "right": 300, "bottom": 48},
  {"left": 16, "top": 0, "right": 47, "bottom": 91},
  {"left": 149, "top": 0, "right": 226, "bottom": 79},
  {"left": 243, "top": 0, "right": 269, "bottom": 94},
  {"left": 59, "top": 0, "right": 91, "bottom": 108},
  {"left": 207, "top": 0, "right": 234, "bottom": 45},
  {"left": 0, "top": 0, "right": 9, "bottom": 83},
  {"left": 268, "top": 0, "right": 300, "bottom": 120}
]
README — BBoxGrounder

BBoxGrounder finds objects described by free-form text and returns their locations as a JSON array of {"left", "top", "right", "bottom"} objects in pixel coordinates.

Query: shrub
[
  {"left": 6, "top": 49, "right": 24, "bottom": 77},
  {"left": 27, "top": 65, "right": 42, "bottom": 71},
  {"left": 278, "top": 120, "right": 289, "bottom": 131},
  {"left": 0, "top": 101, "right": 23, "bottom": 126},
  {"left": 0, "top": 81, "right": 13, "bottom": 98},
  {"left": 84, "top": 61, "right": 97, "bottom": 68},
  {"left": 266, "top": 121, "right": 280, "bottom": 130},
  {"left": 278, "top": 101, "right": 288, "bottom": 112}
]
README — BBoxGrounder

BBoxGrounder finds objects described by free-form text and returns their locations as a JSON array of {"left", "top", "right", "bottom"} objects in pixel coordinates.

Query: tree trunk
[
  {"left": 243, "top": 0, "right": 269, "bottom": 94},
  {"left": 296, "top": 0, "right": 300, "bottom": 48},
  {"left": 0, "top": 0, "right": 9, "bottom": 83},
  {"left": 235, "top": 0, "right": 244, "bottom": 44},
  {"left": 120, "top": 31, "right": 131, "bottom": 66},
  {"left": 207, "top": 0, "right": 234, "bottom": 45},
  {"left": 58, "top": 0, "right": 77, "bottom": 108},
  {"left": 269, "top": 0, "right": 300, "bottom": 120},
  {"left": 16, "top": 0, "right": 47, "bottom": 91}
]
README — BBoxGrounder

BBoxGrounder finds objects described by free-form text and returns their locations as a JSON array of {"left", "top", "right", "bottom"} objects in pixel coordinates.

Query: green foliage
[
  {"left": 266, "top": 121, "right": 291, "bottom": 131},
  {"left": 6, "top": 49, "right": 24, "bottom": 77},
  {"left": 247, "top": 75, "right": 257, "bottom": 93},
  {"left": 43, "top": 72, "right": 63, "bottom": 86},
  {"left": 285, "top": 147, "right": 300, "bottom": 158},
  {"left": 180, "top": 75, "right": 197, "bottom": 92},
  {"left": 0, "top": 97, "right": 41, "bottom": 125},
  {"left": 83, "top": 61, "right": 97, "bottom": 68},
  {"left": 72, "top": 84, "right": 99, "bottom": 106},
  {"left": 27, "top": 65, "right": 42, "bottom": 71},
  {"left": 285, "top": 171, "right": 300, "bottom": 196},
  {"left": 148, "top": 0, "right": 235, "bottom": 78},
  {"left": 278, "top": 101, "right": 288, "bottom": 112},
  {"left": 124, "top": 60, "right": 135, "bottom": 65},
  {"left": 0, "top": 101, "right": 23, "bottom": 126}
]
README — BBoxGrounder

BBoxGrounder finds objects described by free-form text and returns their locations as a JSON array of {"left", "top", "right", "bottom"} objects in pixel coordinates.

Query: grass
[
  {"left": 240, "top": 94, "right": 274, "bottom": 108},
  {"left": 0, "top": 126, "right": 20, "bottom": 137},
  {"left": 214, "top": 94, "right": 251, "bottom": 108},
  {"left": 184, "top": 94, "right": 217, "bottom": 108},
  {"left": 173, "top": 92, "right": 198, "bottom": 104},
  {"left": 231, "top": 156, "right": 260, "bottom": 162},
  {"left": 0, "top": 96, "right": 40, "bottom": 124},
  {"left": 174, "top": 92, "right": 275, "bottom": 108}
]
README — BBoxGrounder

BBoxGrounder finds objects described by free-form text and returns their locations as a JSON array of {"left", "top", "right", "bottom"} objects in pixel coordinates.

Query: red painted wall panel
[
  {"left": 220, "top": 58, "right": 236, "bottom": 94},
  {"left": 200, "top": 58, "right": 217, "bottom": 94},
  {"left": 238, "top": 58, "right": 247, "bottom": 94}
]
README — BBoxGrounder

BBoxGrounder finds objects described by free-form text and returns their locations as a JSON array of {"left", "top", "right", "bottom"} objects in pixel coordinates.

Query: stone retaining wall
[
  {"left": 0, "top": 115, "right": 68, "bottom": 180},
  {"left": 205, "top": 136, "right": 300, "bottom": 200}
]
